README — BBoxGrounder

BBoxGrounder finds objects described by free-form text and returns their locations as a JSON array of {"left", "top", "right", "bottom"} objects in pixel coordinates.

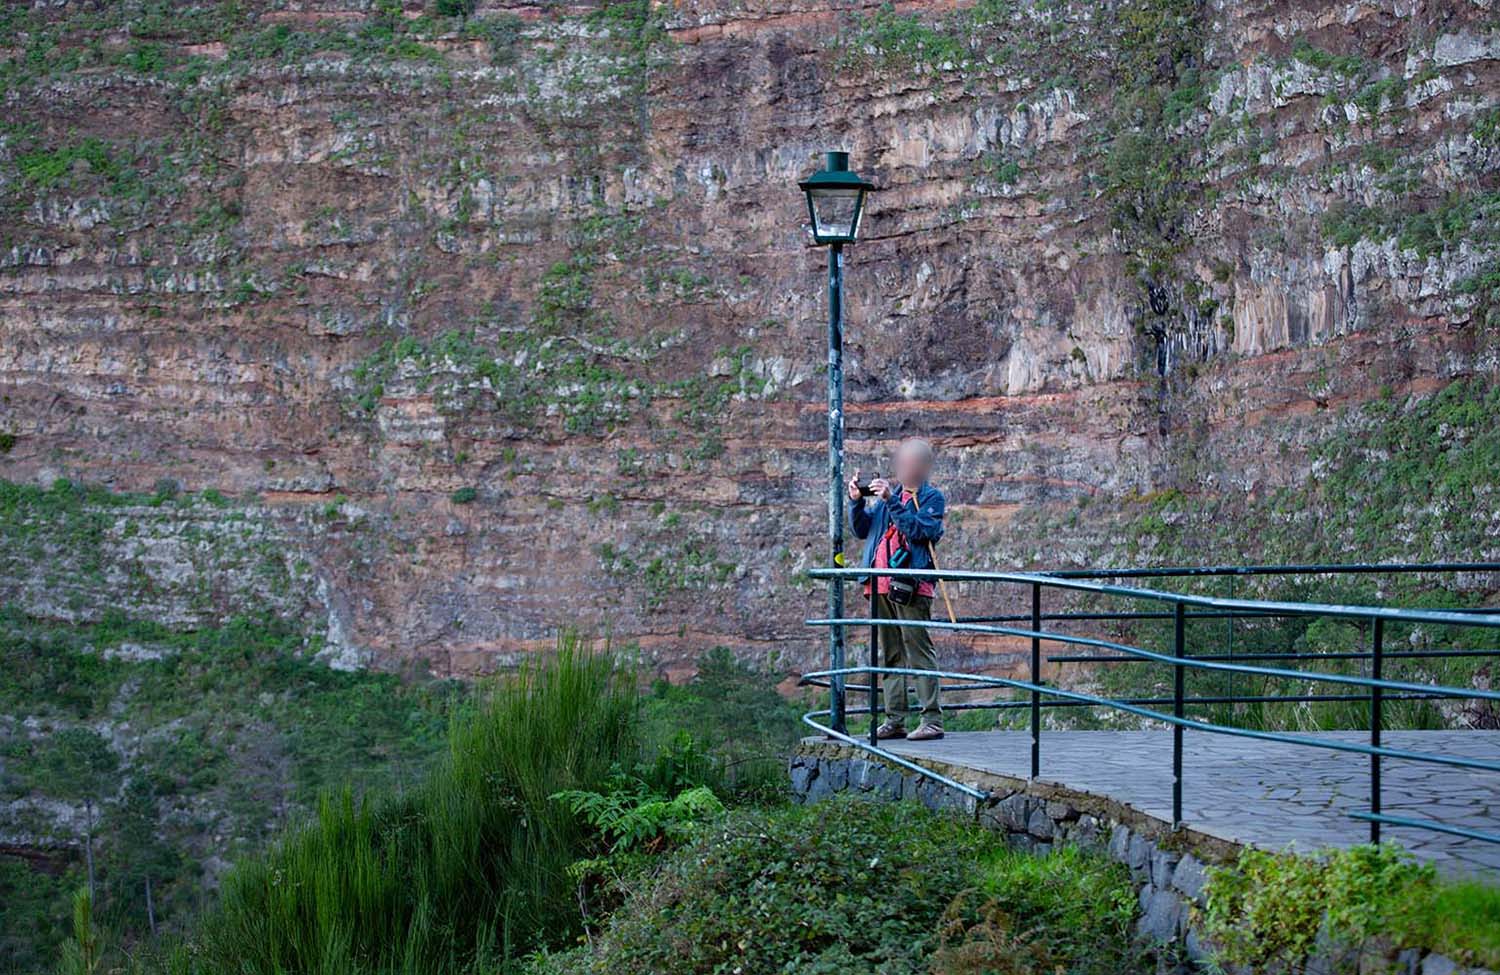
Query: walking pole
[
  {"left": 913, "top": 492, "right": 957, "bottom": 624},
  {"left": 927, "top": 544, "right": 958, "bottom": 626}
]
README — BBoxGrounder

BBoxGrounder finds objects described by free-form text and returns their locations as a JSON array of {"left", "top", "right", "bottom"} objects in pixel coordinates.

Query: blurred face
[{"left": 893, "top": 440, "right": 931, "bottom": 486}]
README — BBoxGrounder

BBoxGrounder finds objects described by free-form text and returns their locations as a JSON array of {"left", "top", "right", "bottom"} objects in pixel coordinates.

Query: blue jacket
[{"left": 848, "top": 481, "right": 946, "bottom": 578}]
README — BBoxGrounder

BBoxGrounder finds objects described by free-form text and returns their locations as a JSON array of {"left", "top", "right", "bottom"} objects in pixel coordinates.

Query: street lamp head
[{"left": 799, "top": 151, "right": 873, "bottom": 245}]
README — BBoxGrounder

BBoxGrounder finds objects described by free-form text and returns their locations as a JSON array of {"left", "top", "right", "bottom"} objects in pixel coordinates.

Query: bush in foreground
[
  {"left": 528, "top": 796, "right": 1146, "bottom": 975},
  {"left": 1203, "top": 844, "right": 1500, "bottom": 971}
]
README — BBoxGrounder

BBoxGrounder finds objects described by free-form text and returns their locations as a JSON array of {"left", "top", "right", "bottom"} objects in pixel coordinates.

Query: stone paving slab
[{"left": 883, "top": 730, "right": 1500, "bottom": 877}]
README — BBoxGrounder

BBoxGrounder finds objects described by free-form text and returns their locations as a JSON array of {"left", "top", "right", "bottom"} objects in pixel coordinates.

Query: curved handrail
[
  {"left": 1040, "top": 560, "right": 1500, "bottom": 580},
  {"left": 799, "top": 665, "right": 1500, "bottom": 843},
  {"left": 802, "top": 561, "right": 1500, "bottom": 850},
  {"left": 801, "top": 665, "right": 1500, "bottom": 774},
  {"left": 805, "top": 615, "right": 1500, "bottom": 703},
  {"left": 807, "top": 566, "right": 1500, "bottom": 628}
]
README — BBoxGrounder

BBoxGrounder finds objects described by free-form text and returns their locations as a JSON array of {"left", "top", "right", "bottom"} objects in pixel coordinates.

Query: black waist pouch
[{"left": 887, "top": 545, "right": 917, "bottom": 605}]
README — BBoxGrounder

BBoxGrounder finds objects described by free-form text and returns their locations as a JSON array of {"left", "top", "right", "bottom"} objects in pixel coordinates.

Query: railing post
[
  {"left": 1030, "top": 582, "right": 1041, "bottom": 779},
  {"left": 1173, "top": 601, "right": 1186, "bottom": 830},
  {"left": 1370, "top": 617, "right": 1384, "bottom": 844},
  {"left": 1226, "top": 575, "right": 1235, "bottom": 701},
  {"left": 869, "top": 583, "right": 881, "bottom": 747}
]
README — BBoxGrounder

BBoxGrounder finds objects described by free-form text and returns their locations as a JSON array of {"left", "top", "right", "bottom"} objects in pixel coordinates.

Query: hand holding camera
[{"left": 848, "top": 470, "right": 893, "bottom": 501}]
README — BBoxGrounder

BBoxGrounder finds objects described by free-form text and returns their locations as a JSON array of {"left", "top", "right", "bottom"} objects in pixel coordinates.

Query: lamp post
[{"left": 800, "top": 151, "right": 873, "bottom": 735}]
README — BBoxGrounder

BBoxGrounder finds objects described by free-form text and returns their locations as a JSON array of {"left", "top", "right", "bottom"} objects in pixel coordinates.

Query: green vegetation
[
  {"left": 1204, "top": 844, "right": 1500, "bottom": 971},
  {"left": 350, "top": 324, "right": 765, "bottom": 443},
  {"left": 0, "top": 608, "right": 464, "bottom": 971},
  {"left": 0, "top": 0, "right": 672, "bottom": 292},
  {"left": 583, "top": 0, "right": 671, "bottom": 97},
  {"left": 3, "top": 616, "right": 809, "bottom": 972},
  {"left": 12, "top": 599, "right": 1496, "bottom": 975},
  {"left": 840, "top": 2, "right": 979, "bottom": 72},
  {"left": 0, "top": 4, "right": 237, "bottom": 89},
  {"left": 841, "top": 0, "right": 1208, "bottom": 283},
  {"left": 1281, "top": 38, "right": 1500, "bottom": 320},
  {"left": 0, "top": 2, "right": 728, "bottom": 451},
  {"left": 191, "top": 636, "right": 633, "bottom": 975},
  {"left": 0, "top": 860, "right": 77, "bottom": 968},
  {"left": 8, "top": 2, "right": 1500, "bottom": 971},
  {"left": 1474, "top": 107, "right": 1500, "bottom": 148},
  {"left": 350, "top": 327, "right": 645, "bottom": 436},
  {"left": 985, "top": 155, "right": 1021, "bottom": 186},
  {"left": 840, "top": 0, "right": 1054, "bottom": 75},
  {"left": 32, "top": 641, "right": 1142, "bottom": 975},
  {"left": 1289, "top": 38, "right": 1415, "bottom": 117},
  {"left": 0, "top": 0, "right": 528, "bottom": 82},
  {"left": 1459, "top": 264, "right": 1500, "bottom": 328},
  {"left": 639, "top": 646, "right": 805, "bottom": 799},
  {"left": 1321, "top": 191, "right": 1500, "bottom": 260},
  {"left": 57, "top": 889, "right": 105, "bottom": 975},
  {"left": 529, "top": 798, "right": 1145, "bottom": 975},
  {"left": 975, "top": 376, "right": 1500, "bottom": 737},
  {"left": 1295, "top": 378, "right": 1500, "bottom": 557},
  {"left": 1097, "top": 0, "right": 1206, "bottom": 278},
  {"left": 1291, "top": 39, "right": 1369, "bottom": 77},
  {"left": 1098, "top": 376, "right": 1500, "bottom": 568},
  {"left": 0, "top": 477, "right": 312, "bottom": 618},
  {"left": 16, "top": 138, "right": 133, "bottom": 191},
  {"left": 930, "top": 843, "right": 1143, "bottom": 974},
  {"left": 546, "top": 773, "right": 728, "bottom": 906},
  {"left": 1321, "top": 188, "right": 1500, "bottom": 328},
  {"left": 839, "top": 1, "right": 1482, "bottom": 323},
  {"left": 596, "top": 521, "right": 735, "bottom": 612},
  {"left": 551, "top": 784, "right": 723, "bottom": 856},
  {"left": 375, "top": 203, "right": 755, "bottom": 443},
  {"left": 4, "top": 129, "right": 177, "bottom": 216}
]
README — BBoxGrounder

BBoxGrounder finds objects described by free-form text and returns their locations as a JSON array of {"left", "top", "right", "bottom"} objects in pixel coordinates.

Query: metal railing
[{"left": 800, "top": 562, "right": 1500, "bottom": 847}]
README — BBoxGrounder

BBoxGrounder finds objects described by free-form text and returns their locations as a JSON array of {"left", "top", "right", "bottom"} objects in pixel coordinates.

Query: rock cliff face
[{"left": 3, "top": 0, "right": 1499, "bottom": 678}]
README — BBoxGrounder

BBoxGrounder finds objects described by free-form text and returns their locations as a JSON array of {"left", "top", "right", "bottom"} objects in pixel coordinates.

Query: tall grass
[{"left": 189, "top": 634, "right": 637, "bottom": 975}]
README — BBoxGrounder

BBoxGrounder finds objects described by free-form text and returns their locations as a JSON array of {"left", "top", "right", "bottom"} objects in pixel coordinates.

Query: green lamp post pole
[
  {"left": 800, "top": 151, "right": 873, "bottom": 736},
  {"left": 826, "top": 239, "right": 846, "bottom": 733}
]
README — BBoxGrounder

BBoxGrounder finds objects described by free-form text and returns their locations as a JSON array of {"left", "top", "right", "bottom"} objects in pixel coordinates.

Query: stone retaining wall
[{"left": 789, "top": 740, "right": 1495, "bottom": 975}]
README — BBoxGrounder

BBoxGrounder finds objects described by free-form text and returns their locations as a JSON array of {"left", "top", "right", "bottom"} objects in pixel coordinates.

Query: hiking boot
[
  {"left": 874, "top": 721, "right": 907, "bottom": 740},
  {"left": 907, "top": 723, "right": 945, "bottom": 742}
]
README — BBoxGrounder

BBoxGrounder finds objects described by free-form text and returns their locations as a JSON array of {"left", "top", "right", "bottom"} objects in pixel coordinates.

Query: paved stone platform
[{"left": 881, "top": 729, "right": 1500, "bottom": 877}]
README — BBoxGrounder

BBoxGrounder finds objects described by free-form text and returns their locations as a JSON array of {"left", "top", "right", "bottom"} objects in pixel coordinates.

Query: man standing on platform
[{"left": 847, "top": 437, "right": 947, "bottom": 741}]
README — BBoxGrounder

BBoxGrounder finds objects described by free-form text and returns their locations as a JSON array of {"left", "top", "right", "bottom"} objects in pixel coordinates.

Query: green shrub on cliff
[
  {"left": 1108, "top": 375, "right": 1500, "bottom": 569},
  {"left": 1321, "top": 190, "right": 1500, "bottom": 260},
  {"left": 16, "top": 138, "right": 129, "bottom": 190},
  {"left": 1294, "top": 377, "right": 1500, "bottom": 559}
]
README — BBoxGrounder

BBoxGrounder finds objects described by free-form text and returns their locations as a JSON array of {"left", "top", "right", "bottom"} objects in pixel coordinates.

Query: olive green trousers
[{"left": 873, "top": 593, "right": 942, "bottom": 728}]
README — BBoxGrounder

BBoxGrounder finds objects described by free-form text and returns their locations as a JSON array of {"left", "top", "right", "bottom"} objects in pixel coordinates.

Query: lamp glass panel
[{"left": 808, "top": 187, "right": 864, "bottom": 239}]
